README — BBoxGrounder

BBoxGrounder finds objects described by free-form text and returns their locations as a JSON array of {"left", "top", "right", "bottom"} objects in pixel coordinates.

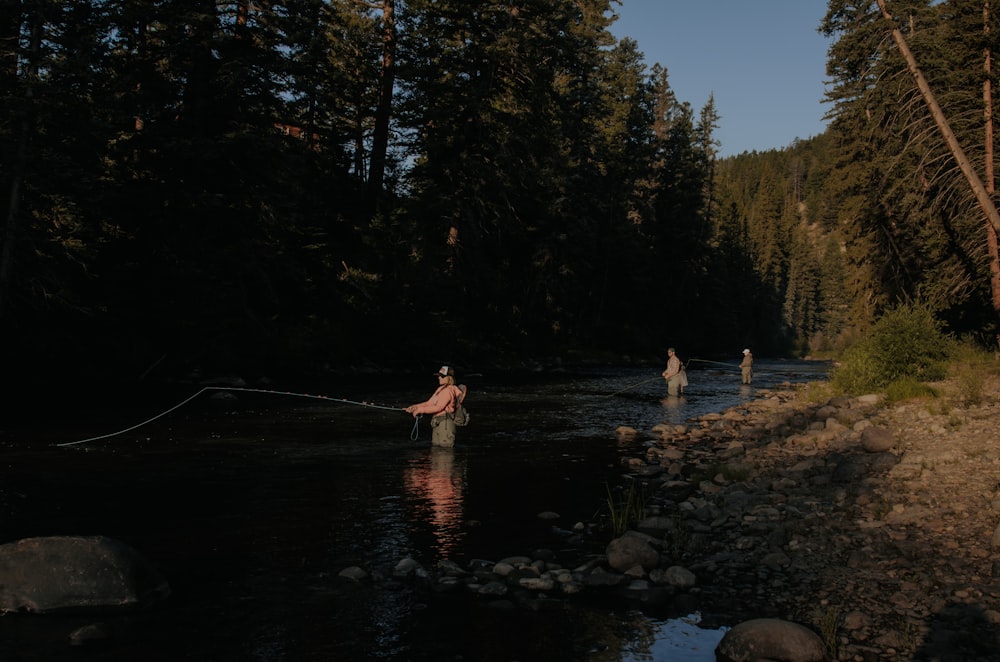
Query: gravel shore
[{"left": 633, "top": 375, "right": 1000, "bottom": 661}]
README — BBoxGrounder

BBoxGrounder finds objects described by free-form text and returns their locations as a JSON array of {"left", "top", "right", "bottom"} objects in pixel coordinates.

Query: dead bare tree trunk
[
  {"left": 877, "top": 0, "right": 1000, "bottom": 236},
  {"left": 984, "top": 1, "right": 1000, "bottom": 323}
]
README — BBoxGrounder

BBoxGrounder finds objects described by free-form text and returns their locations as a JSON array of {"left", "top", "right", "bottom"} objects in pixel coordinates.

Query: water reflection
[
  {"left": 660, "top": 395, "right": 687, "bottom": 411},
  {"left": 403, "top": 446, "right": 467, "bottom": 558},
  {"left": 620, "top": 612, "right": 728, "bottom": 662}
]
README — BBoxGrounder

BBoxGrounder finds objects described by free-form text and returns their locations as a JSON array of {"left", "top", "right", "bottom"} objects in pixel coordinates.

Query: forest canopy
[{"left": 1, "top": 0, "right": 998, "bottom": 386}]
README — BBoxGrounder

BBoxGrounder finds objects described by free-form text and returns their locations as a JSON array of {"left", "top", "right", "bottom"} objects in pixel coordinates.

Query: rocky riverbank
[
  {"left": 619, "top": 375, "right": 1000, "bottom": 661},
  {"left": 364, "top": 375, "right": 1000, "bottom": 661}
]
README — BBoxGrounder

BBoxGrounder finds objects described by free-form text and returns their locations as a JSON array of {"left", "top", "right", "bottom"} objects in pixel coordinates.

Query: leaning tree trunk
[
  {"left": 876, "top": 0, "right": 1000, "bottom": 237},
  {"left": 983, "top": 1, "right": 1000, "bottom": 327}
]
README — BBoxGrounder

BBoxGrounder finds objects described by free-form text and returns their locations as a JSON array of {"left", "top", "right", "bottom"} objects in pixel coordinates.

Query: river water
[{"left": 0, "top": 359, "right": 829, "bottom": 661}]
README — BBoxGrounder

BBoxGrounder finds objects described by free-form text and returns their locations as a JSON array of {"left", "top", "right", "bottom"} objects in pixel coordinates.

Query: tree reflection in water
[{"left": 403, "top": 446, "right": 467, "bottom": 558}]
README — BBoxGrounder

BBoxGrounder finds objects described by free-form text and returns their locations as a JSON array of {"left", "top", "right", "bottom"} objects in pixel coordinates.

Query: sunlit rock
[{"left": 860, "top": 426, "right": 895, "bottom": 453}]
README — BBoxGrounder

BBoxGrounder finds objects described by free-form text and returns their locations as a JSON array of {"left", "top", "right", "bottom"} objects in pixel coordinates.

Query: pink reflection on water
[{"left": 403, "top": 447, "right": 466, "bottom": 557}]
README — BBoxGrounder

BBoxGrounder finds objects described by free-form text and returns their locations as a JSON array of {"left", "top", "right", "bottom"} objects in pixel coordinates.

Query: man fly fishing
[{"left": 661, "top": 347, "right": 687, "bottom": 396}]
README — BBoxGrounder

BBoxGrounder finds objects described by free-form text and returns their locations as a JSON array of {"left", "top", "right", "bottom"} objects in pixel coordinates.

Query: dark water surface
[{"left": 0, "top": 360, "right": 829, "bottom": 661}]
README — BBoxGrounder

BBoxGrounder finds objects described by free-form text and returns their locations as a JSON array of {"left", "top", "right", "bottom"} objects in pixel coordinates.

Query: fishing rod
[
  {"left": 607, "top": 353, "right": 715, "bottom": 396},
  {"left": 606, "top": 358, "right": 737, "bottom": 397},
  {"left": 606, "top": 356, "right": 703, "bottom": 397},
  {"left": 605, "top": 375, "right": 662, "bottom": 397},
  {"left": 56, "top": 386, "right": 409, "bottom": 448},
  {"left": 687, "top": 358, "right": 740, "bottom": 370}
]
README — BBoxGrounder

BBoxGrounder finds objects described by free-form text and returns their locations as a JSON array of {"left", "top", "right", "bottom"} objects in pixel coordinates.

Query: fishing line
[
  {"left": 686, "top": 357, "right": 804, "bottom": 377},
  {"left": 606, "top": 358, "right": 696, "bottom": 397},
  {"left": 606, "top": 357, "right": 751, "bottom": 396},
  {"left": 605, "top": 375, "right": 662, "bottom": 397},
  {"left": 56, "top": 386, "right": 407, "bottom": 448},
  {"left": 687, "top": 358, "right": 740, "bottom": 370}
]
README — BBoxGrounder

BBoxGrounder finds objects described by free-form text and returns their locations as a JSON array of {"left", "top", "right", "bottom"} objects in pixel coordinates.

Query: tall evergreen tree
[
  {"left": 822, "top": 0, "right": 1000, "bottom": 336},
  {"left": 397, "top": 0, "right": 622, "bottom": 353}
]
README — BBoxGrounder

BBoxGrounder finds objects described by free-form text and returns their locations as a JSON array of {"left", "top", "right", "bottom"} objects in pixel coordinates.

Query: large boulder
[
  {"left": 0, "top": 535, "right": 171, "bottom": 614},
  {"left": 860, "top": 426, "right": 896, "bottom": 453},
  {"left": 605, "top": 531, "right": 660, "bottom": 572},
  {"left": 716, "top": 618, "right": 829, "bottom": 662}
]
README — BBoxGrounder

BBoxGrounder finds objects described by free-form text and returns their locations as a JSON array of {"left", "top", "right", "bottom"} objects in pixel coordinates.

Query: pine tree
[{"left": 822, "top": 0, "right": 1000, "bottom": 335}]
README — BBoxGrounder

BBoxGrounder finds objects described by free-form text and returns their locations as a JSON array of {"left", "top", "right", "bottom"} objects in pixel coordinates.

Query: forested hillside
[
  {"left": 2, "top": 0, "right": 998, "bottom": 387},
  {"left": 819, "top": 0, "right": 1000, "bottom": 342}
]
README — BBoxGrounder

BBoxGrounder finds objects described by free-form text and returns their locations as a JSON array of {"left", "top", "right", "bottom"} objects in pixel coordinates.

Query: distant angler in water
[
  {"left": 661, "top": 347, "right": 687, "bottom": 397},
  {"left": 740, "top": 348, "right": 753, "bottom": 385}
]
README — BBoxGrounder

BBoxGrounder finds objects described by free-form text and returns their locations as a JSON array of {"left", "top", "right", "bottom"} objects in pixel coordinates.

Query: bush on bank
[{"left": 831, "top": 303, "right": 951, "bottom": 395}]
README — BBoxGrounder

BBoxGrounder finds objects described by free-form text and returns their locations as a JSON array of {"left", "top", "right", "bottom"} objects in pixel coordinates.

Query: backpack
[{"left": 451, "top": 384, "right": 470, "bottom": 426}]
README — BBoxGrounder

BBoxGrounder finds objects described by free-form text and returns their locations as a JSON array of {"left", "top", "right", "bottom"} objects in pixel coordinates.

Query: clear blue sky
[{"left": 608, "top": 1, "right": 833, "bottom": 157}]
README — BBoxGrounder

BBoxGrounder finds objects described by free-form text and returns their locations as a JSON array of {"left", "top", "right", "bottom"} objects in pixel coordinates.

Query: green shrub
[
  {"left": 885, "top": 377, "right": 937, "bottom": 402},
  {"left": 832, "top": 302, "right": 950, "bottom": 394}
]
